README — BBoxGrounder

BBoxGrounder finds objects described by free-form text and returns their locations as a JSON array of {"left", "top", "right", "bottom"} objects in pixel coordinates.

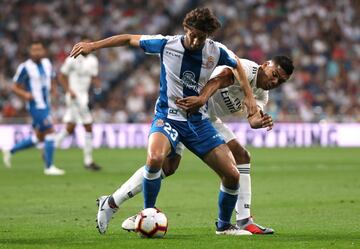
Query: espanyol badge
[
  {"left": 155, "top": 119, "right": 164, "bottom": 127},
  {"left": 204, "top": 56, "right": 215, "bottom": 69}
]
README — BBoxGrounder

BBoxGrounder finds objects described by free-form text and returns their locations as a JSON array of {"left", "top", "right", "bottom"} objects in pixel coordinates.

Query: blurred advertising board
[{"left": 0, "top": 123, "right": 359, "bottom": 149}]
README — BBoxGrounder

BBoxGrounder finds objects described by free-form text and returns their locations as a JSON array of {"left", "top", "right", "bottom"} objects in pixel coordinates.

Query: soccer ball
[{"left": 135, "top": 208, "right": 168, "bottom": 238}]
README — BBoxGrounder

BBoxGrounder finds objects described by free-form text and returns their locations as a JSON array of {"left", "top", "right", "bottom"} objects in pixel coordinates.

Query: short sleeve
[
  {"left": 216, "top": 43, "right": 237, "bottom": 68},
  {"left": 13, "top": 64, "right": 28, "bottom": 85},
  {"left": 60, "top": 57, "right": 74, "bottom": 75},
  {"left": 139, "top": 35, "right": 168, "bottom": 54}
]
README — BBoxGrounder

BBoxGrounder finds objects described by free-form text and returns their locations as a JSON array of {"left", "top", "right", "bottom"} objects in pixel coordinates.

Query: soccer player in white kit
[
  {"left": 55, "top": 47, "right": 102, "bottom": 171},
  {"left": 70, "top": 8, "right": 259, "bottom": 236},
  {"left": 116, "top": 56, "right": 294, "bottom": 234}
]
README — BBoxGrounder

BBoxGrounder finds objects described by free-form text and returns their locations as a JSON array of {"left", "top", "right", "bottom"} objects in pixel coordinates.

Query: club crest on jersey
[
  {"left": 181, "top": 71, "right": 198, "bottom": 93},
  {"left": 203, "top": 56, "right": 215, "bottom": 69},
  {"left": 155, "top": 119, "right": 165, "bottom": 127}
]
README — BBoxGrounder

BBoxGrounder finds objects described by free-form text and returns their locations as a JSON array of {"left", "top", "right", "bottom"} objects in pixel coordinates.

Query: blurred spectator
[{"left": 0, "top": 0, "right": 359, "bottom": 123}]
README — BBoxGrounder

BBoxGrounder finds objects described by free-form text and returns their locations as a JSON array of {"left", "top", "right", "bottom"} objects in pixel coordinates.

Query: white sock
[
  {"left": 83, "top": 132, "right": 93, "bottom": 165},
  {"left": 55, "top": 129, "right": 69, "bottom": 148},
  {"left": 236, "top": 163, "right": 251, "bottom": 221},
  {"left": 112, "top": 166, "right": 144, "bottom": 207},
  {"left": 112, "top": 166, "right": 166, "bottom": 207}
]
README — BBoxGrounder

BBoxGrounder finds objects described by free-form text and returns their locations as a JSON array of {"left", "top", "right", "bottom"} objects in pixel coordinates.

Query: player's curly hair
[{"left": 183, "top": 8, "right": 221, "bottom": 35}]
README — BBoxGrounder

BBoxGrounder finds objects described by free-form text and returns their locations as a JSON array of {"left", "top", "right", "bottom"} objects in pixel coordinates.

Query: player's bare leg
[
  {"left": 96, "top": 132, "right": 171, "bottom": 234},
  {"left": 120, "top": 155, "right": 181, "bottom": 231},
  {"left": 203, "top": 144, "right": 251, "bottom": 235},
  {"left": 227, "top": 139, "right": 274, "bottom": 234}
]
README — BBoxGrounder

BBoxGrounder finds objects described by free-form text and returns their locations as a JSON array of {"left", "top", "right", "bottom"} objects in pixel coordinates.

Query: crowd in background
[{"left": 1, "top": 0, "right": 359, "bottom": 124}]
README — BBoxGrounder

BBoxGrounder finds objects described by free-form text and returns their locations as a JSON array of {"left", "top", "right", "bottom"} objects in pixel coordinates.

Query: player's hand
[
  {"left": 70, "top": 42, "right": 93, "bottom": 58},
  {"left": 244, "top": 96, "right": 258, "bottom": 118},
  {"left": 68, "top": 89, "right": 76, "bottom": 99},
  {"left": 260, "top": 111, "right": 274, "bottom": 131},
  {"left": 175, "top": 96, "right": 206, "bottom": 114},
  {"left": 24, "top": 92, "right": 33, "bottom": 101},
  {"left": 248, "top": 110, "right": 274, "bottom": 131}
]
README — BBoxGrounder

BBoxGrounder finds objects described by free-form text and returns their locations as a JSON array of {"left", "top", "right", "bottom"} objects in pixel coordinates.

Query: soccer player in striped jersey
[
  {"left": 116, "top": 56, "right": 294, "bottom": 234},
  {"left": 2, "top": 41, "right": 65, "bottom": 176},
  {"left": 70, "top": 8, "right": 258, "bottom": 235}
]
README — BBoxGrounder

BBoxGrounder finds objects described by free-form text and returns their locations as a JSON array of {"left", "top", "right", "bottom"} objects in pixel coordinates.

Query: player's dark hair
[
  {"left": 183, "top": 7, "right": 221, "bottom": 35},
  {"left": 30, "top": 40, "right": 44, "bottom": 46},
  {"left": 272, "top": 55, "right": 294, "bottom": 76}
]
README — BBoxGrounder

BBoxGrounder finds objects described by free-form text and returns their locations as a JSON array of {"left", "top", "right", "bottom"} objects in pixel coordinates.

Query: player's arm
[
  {"left": 92, "top": 76, "right": 102, "bottom": 101},
  {"left": 58, "top": 72, "right": 76, "bottom": 98},
  {"left": 11, "top": 83, "right": 32, "bottom": 101},
  {"left": 175, "top": 68, "right": 234, "bottom": 112},
  {"left": 247, "top": 109, "right": 273, "bottom": 131},
  {"left": 70, "top": 35, "right": 142, "bottom": 58},
  {"left": 232, "top": 57, "right": 257, "bottom": 117},
  {"left": 51, "top": 78, "right": 58, "bottom": 98}
]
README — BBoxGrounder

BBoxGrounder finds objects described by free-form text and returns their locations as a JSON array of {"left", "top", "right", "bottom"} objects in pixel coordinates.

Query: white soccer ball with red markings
[{"left": 135, "top": 208, "right": 168, "bottom": 238}]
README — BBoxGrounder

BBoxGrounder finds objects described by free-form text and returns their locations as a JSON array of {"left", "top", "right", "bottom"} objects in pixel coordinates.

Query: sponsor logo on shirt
[
  {"left": 165, "top": 50, "right": 181, "bottom": 58},
  {"left": 168, "top": 108, "right": 178, "bottom": 115},
  {"left": 181, "top": 71, "right": 199, "bottom": 93}
]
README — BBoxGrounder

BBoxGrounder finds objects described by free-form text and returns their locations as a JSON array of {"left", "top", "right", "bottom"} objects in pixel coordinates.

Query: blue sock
[
  {"left": 44, "top": 135, "right": 55, "bottom": 169},
  {"left": 10, "top": 137, "right": 36, "bottom": 154},
  {"left": 217, "top": 184, "right": 239, "bottom": 229},
  {"left": 142, "top": 165, "right": 161, "bottom": 208}
]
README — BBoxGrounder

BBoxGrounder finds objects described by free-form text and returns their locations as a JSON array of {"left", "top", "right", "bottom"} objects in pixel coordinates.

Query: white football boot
[
  {"left": 215, "top": 222, "right": 252, "bottom": 236},
  {"left": 121, "top": 214, "right": 137, "bottom": 231},
  {"left": 2, "top": 149, "right": 12, "bottom": 168},
  {"left": 96, "top": 196, "right": 118, "bottom": 234},
  {"left": 44, "top": 165, "right": 65, "bottom": 176}
]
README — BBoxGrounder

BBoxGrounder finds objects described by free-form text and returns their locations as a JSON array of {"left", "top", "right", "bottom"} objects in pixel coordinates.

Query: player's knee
[{"left": 147, "top": 153, "right": 166, "bottom": 168}]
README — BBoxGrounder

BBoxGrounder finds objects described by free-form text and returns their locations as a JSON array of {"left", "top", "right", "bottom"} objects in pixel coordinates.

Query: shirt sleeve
[
  {"left": 216, "top": 43, "right": 237, "bottom": 68},
  {"left": 12, "top": 64, "right": 28, "bottom": 85},
  {"left": 60, "top": 57, "right": 73, "bottom": 75},
  {"left": 139, "top": 35, "right": 168, "bottom": 54}
]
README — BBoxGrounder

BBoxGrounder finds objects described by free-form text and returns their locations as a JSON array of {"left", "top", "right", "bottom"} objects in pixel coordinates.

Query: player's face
[
  {"left": 259, "top": 61, "right": 289, "bottom": 90},
  {"left": 29, "top": 43, "right": 46, "bottom": 62},
  {"left": 183, "top": 25, "right": 208, "bottom": 50}
]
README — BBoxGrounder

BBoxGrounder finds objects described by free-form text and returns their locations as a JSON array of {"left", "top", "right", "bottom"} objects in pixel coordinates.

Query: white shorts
[
  {"left": 63, "top": 95, "right": 93, "bottom": 124},
  {"left": 175, "top": 117, "right": 236, "bottom": 156}
]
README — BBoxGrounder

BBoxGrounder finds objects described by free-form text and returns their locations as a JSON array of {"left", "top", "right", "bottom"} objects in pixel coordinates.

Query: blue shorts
[
  {"left": 29, "top": 109, "right": 53, "bottom": 132},
  {"left": 149, "top": 115, "right": 225, "bottom": 158}
]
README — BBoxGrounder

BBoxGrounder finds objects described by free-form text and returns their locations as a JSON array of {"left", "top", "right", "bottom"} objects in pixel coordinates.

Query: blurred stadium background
[
  {"left": 1, "top": 0, "right": 359, "bottom": 125},
  {"left": 1, "top": 1, "right": 359, "bottom": 248}
]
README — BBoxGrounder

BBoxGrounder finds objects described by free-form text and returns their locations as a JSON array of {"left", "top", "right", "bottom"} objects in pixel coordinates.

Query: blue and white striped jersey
[
  {"left": 140, "top": 35, "right": 238, "bottom": 122},
  {"left": 13, "top": 58, "right": 54, "bottom": 111}
]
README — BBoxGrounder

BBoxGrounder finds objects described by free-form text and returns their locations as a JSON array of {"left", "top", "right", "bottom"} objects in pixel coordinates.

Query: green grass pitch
[{"left": 0, "top": 147, "right": 359, "bottom": 249}]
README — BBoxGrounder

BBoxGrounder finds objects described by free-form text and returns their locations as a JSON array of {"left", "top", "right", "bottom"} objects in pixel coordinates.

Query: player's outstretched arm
[
  {"left": 70, "top": 34, "right": 142, "bottom": 58},
  {"left": 175, "top": 68, "right": 234, "bottom": 113},
  {"left": 232, "top": 57, "right": 257, "bottom": 117}
]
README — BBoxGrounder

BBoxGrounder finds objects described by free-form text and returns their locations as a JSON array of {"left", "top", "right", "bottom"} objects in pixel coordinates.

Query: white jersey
[
  {"left": 208, "top": 59, "right": 269, "bottom": 120},
  {"left": 139, "top": 34, "right": 238, "bottom": 122},
  {"left": 13, "top": 58, "right": 54, "bottom": 111},
  {"left": 60, "top": 54, "right": 98, "bottom": 104}
]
